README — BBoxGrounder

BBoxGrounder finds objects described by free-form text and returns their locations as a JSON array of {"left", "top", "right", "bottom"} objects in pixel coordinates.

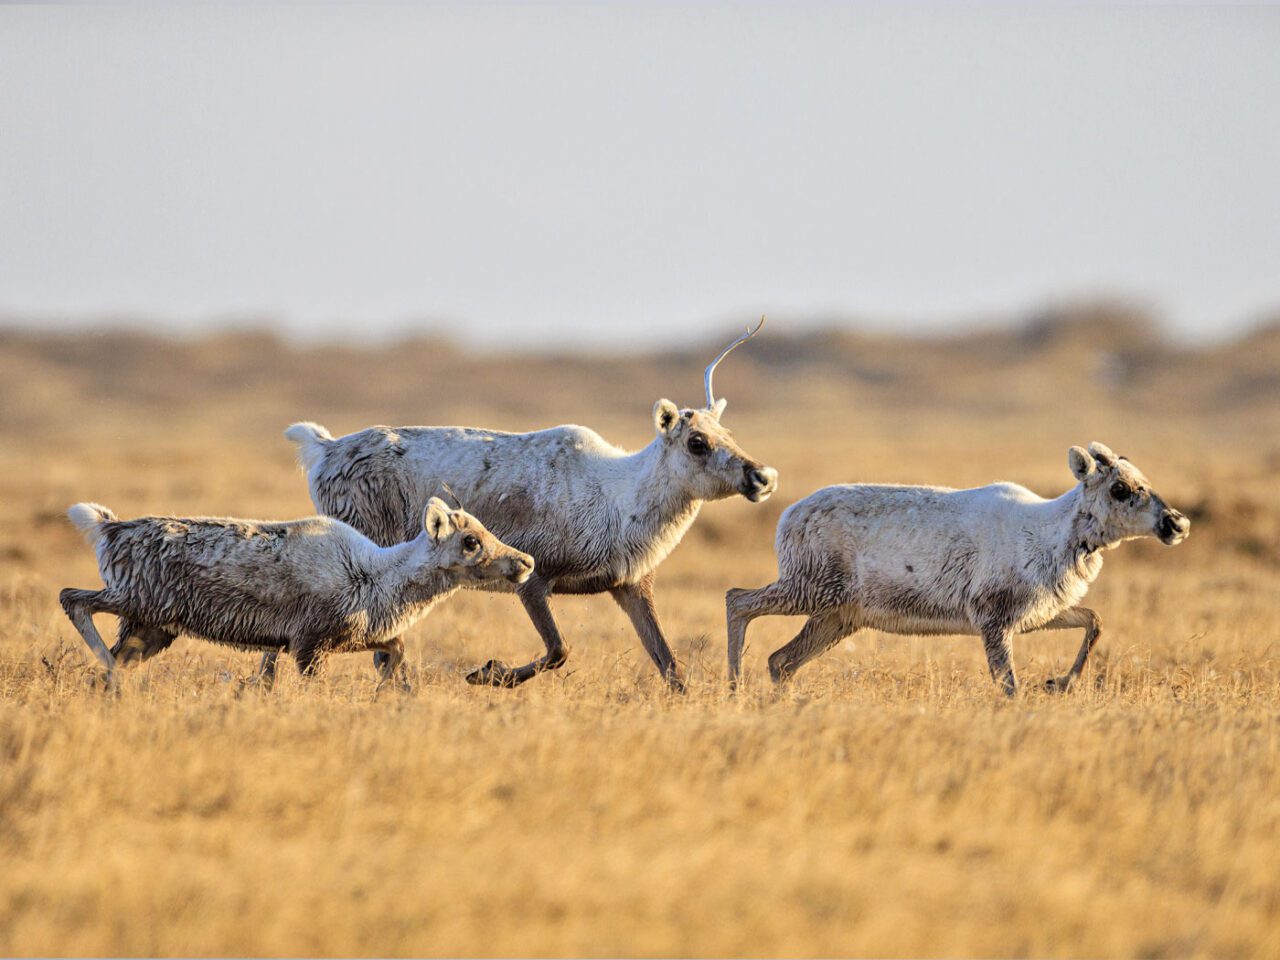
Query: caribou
[
  {"left": 726, "top": 442, "right": 1190, "bottom": 694},
  {"left": 261, "top": 320, "right": 778, "bottom": 690},
  {"left": 61, "top": 498, "right": 533, "bottom": 687}
]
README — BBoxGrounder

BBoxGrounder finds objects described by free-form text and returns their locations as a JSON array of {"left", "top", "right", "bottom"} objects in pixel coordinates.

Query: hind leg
[
  {"left": 767, "top": 608, "right": 858, "bottom": 683},
  {"left": 725, "top": 581, "right": 804, "bottom": 686},
  {"left": 111, "top": 621, "right": 177, "bottom": 667},
  {"left": 59, "top": 588, "right": 119, "bottom": 680}
]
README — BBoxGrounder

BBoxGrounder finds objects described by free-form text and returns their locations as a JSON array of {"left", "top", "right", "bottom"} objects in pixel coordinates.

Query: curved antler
[
  {"left": 434, "top": 479, "right": 465, "bottom": 512},
  {"left": 704, "top": 315, "right": 766, "bottom": 416}
]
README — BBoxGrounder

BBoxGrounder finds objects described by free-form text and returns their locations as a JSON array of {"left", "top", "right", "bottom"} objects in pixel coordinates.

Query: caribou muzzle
[
  {"left": 506, "top": 553, "right": 536, "bottom": 584},
  {"left": 741, "top": 463, "right": 779, "bottom": 503},
  {"left": 1157, "top": 509, "right": 1190, "bottom": 546}
]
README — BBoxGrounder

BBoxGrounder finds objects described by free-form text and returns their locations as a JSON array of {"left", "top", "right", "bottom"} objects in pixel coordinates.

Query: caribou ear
[
  {"left": 1069, "top": 446, "right": 1095, "bottom": 481},
  {"left": 1087, "top": 441, "right": 1117, "bottom": 468},
  {"left": 653, "top": 399, "right": 680, "bottom": 435},
  {"left": 711, "top": 398, "right": 727, "bottom": 420},
  {"left": 422, "top": 497, "right": 454, "bottom": 542}
]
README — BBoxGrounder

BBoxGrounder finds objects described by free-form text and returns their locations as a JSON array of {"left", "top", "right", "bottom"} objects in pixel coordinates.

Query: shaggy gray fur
[{"left": 60, "top": 499, "right": 533, "bottom": 687}]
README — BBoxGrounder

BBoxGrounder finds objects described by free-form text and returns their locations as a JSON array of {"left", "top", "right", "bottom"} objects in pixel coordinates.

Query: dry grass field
[{"left": 2, "top": 309, "right": 1279, "bottom": 957}]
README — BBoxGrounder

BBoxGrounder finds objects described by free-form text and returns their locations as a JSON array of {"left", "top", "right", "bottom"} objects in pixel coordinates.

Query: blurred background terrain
[{"left": 3, "top": 302, "right": 1278, "bottom": 555}]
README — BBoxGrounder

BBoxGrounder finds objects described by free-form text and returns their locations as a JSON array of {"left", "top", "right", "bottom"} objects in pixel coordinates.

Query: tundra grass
[{"left": 1, "top": 329, "right": 1278, "bottom": 957}]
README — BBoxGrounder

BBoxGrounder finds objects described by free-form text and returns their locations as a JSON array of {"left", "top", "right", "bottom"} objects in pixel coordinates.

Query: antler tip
[{"left": 704, "top": 315, "right": 767, "bottom": 413}]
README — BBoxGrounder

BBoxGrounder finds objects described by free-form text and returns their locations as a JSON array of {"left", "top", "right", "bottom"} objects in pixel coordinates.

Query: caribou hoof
[
  {"left": 466, "top": 659, "right": 520, "bottom": 688},
  {"left": 238, "top": 675, "right": 274, "bottom": 695},
  {"left": 1044, "top": 676, "right": 1074, "bottom": 694},
  {"left": 375, "top": 675, "right": 415, "bottom": 696},
  {"left": 88, "top": 670, "right": 120, "bottom": 696}
]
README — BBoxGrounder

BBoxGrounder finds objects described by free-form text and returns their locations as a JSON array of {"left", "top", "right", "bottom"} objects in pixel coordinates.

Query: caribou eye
[
  {"left": 1109, "top": 482, "right": 1131, "bottom": 502},
  {"left": 461, "top": 535, "right": 481, "bottom": 553},
  {"left": 687, "top": 434, "right": 711, "bottom": 456}
]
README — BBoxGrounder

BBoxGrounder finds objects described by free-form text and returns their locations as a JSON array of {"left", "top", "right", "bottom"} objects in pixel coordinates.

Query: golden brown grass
[{"left": 1, "top": 318, "right": 1278, "bottom": 957}]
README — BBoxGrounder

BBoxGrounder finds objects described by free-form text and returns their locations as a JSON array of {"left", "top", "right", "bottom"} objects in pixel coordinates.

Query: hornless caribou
[
  {"left": 726, "top": 442, "right": 1190, "bottom": 694},
  {"left": 63, "top": 499, "right": 534, "bottom": 687},
  {"left": 262, "top": 320, "right": 778, "bottom": 690}
]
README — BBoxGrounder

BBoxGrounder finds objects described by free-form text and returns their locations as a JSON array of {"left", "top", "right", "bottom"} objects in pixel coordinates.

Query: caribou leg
[
  {"left": 374, "top": 637, "right": 411, "bottom": 693},
  {"left": 1028, "top": 606, "right": 1102, "bottom": 693},
  {"left": 610, "top": 574, "right": 684, "bottom": 692},
  {"left": 725, "top": 580, "right": 805, "bottom": 686},
  {"left": 466, "top": 576, "right": 568, "bottom": 687},
  {"left": 767, "top": 608, "right": 858, "bottom": 683},
  {"left": 111, "top": 621, "right": 177, "bottom": 667},
  {"left": 59, "top": 587, "right": 119, "bottom": 681},
  {"left": 979, "top": 621, "right": 1018, "bottom": 697},
  {"left": 256, "top": 649, "right": 280, "bottom": 685},
  {"left": 293, "top": 644, "right": 326, "bottom": 679},
  {"left": 260, "top": 644, "right": 394, "bottom": 686}
]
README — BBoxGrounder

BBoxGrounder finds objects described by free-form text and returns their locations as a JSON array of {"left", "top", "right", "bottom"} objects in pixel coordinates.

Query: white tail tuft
[
  {"left": 67, "top": 502, "right": 117, "bottom": 545},
  {"left": 284, "top": 421, "right": 334, "bottom": 473}
]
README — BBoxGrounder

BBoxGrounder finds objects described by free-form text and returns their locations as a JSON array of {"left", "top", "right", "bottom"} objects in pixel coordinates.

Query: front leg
[
  {"left": 610, "top": 574, "right": 685, "bottom": 693},
  {"left": 466, "top": 575, "right": 569, "bottom": 688},
  {"left": 293, "top": 644, "right": 326, "bottom": 679},
  {"left": 373, "top": 637, "right": 410, "bottom": 693},
  {"left": 372, "top": 643, "right": 410, "bottom": 688},
  {"left": 1031, "top": 606, "right": 1102, "bottom": 693},
  {"left": 256, "top": 650, "right": 280, "bottom": 689}
]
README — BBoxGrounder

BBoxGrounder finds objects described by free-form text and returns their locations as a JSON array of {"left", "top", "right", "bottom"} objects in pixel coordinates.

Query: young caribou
[
  {"left": 260, "top": 320, "right": 778, "bottom": 691},
  {"left": 726, "top": 442, "right": 1190, "bottom": 694},
  {"left": 60, "top": 498, "right": 533, "bottom": 687}
]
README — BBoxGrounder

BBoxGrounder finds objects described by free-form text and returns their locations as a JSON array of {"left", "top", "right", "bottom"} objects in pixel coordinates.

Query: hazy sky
[{"left": 2, "top": 3, "right": 1278, "bottom": 347}]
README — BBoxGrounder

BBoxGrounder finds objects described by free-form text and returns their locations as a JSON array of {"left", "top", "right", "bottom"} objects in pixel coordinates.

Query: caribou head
[{"left": 652, "top": 317, "right": 778, "bottom": 503}]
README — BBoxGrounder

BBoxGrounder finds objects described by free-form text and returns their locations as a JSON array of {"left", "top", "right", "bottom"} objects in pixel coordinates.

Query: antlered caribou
[{"left": 263, "top": 320, "right": 778, "bottom": 690}]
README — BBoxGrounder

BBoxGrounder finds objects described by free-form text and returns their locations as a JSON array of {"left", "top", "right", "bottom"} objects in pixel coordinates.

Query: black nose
[{"left": 1159, "top": 511, "right": 1188, "bottom": 540}]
